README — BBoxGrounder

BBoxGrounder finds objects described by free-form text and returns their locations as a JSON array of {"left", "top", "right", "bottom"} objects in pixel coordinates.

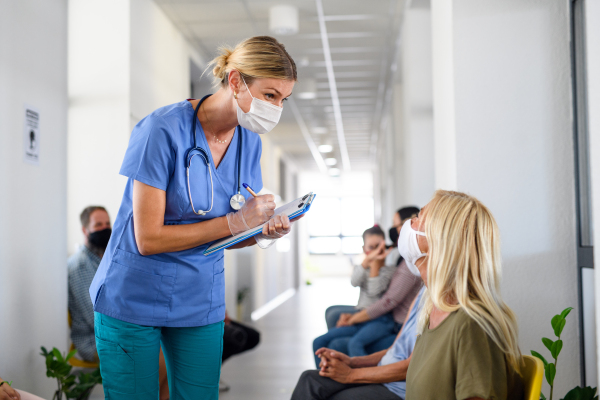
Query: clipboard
[{"left": 204, "top": 192, "right": 316, "bottom": 256}]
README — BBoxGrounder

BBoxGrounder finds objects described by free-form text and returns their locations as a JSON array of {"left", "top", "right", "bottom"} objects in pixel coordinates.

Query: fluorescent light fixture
[
  {"left": 318, "top": 144, "right": 333, "bottom": 153},
  {"left": 325, "top": 158, "right": 337, "bottom": 166},
  {"left": 329, "top": 168, "right": 341, "bottom": 176},
  {"left": 312, "top": 127, "right": 328, "bottom": 134},
  {"left": 269, "top": 5, "right": 299, "bottom": 35}
]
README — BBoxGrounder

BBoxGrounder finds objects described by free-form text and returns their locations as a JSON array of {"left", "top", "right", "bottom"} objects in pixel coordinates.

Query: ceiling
[{"left": 155, "top": 0, "right": 405, "bottom": 172}]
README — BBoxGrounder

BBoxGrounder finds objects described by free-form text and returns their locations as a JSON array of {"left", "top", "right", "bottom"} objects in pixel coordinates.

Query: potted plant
[
  {"left": 531, "top": 307, "right": 597, "bottom": 400},
  {"left": 40, "top": 347, "right": 102, "bottom": 400}
]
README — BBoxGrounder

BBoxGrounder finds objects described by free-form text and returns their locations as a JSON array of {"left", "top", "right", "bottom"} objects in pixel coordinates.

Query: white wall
[
  {"left": 399, "top": 4, "right": 434, "bottom": 208},
  {"left": 68, "top": 0, "right": 131, "bottom": 253},
  {"left": 432, "top": 0, "right": 580, "bottom": 396},
  {"left": 68, "top": 0, "right": 199, "bottom": 254},
  {"left": 586, "top": 0, "right": 600, "bottom": 387},
  {"left": 0, "top": 0, "right": 68, "bottom": 397}
]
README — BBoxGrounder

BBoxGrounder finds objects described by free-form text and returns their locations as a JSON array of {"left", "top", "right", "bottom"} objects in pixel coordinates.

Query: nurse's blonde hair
[
  {"left": 207, "top": 36, "right": 297, "bottom": 87},
  {"left": 418, "top": 190, "right": 523, "bottom": 373}
]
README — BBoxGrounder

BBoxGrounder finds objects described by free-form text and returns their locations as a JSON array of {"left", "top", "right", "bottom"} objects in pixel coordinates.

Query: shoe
[{"left": 219, "top": 379, "right": 230, "bottom": 392}]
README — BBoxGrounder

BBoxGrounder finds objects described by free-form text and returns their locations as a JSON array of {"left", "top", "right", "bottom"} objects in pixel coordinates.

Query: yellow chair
[
  {"left": 522, "top": 355, "right": 544, "bottom": 400},
  {"left": 67, "top": 311, "right": 99, "bottom": 369}
]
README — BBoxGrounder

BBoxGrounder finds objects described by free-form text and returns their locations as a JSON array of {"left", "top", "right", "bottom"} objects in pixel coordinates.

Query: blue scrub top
[{"left": 89, "top": 100, "right": 263, "bottom": 327}]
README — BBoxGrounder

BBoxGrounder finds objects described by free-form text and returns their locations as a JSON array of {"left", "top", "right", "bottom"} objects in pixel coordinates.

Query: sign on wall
[{"left": 23, "top": 104, "right": 40, "bottom": 165}]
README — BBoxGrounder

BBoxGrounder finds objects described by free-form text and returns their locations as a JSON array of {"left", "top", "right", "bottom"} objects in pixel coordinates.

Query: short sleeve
[
  {"left": 455, "top": 317, "right": 508, "bottom": 400},
  {"left": 119, "top": 117, "right": 176, "bottom": 191}
]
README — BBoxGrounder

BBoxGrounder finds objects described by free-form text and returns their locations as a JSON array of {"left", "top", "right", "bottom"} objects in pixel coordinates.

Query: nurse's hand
[
  {"left": 261, "top": 214, "right": 291, "bottom": 239},
  {"left": 226, "top": 194, "right": 276, "bottom": 236}
]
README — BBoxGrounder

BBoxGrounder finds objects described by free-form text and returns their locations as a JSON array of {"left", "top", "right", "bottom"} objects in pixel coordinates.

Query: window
[{"left": 307, "top": 196, "right": 374, "bottom": 255}]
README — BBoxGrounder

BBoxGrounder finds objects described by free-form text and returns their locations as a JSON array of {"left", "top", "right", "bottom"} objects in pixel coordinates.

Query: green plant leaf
[
  {"left": 557, "top": 318, "right": 567, "bottom": 337},
  {"left": 560, "top": 307, "right": 574, "bottom": 320},
  {"left": 542, "top": 337, "right": 554, "bottom": 353},
  {"left": 551, "top": 340, "right": 563, "bottom": 359},
  {"left": 545, "top": 363, "right": 556, "bottom": 386},
  {"left": 541, "top": 393, "right": 547, "bottom": 400},
  {"left": 532, "top": 351, "right": 549, "bottom": 367},
  {"left": 561, "top": 385, "right": 598, "bottom": 400},
  {"left": 65, "top": 349, "right": 77, "bottom": 362},
  {"left": 52, "top": 348, "right": 64, "bottom": 363},
  {"left": 551, "top": 315, "right": 562, "bottom": 333}
]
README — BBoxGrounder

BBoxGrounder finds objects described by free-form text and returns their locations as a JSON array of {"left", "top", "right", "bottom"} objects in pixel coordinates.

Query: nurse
[{"left": 88, "top": 36, "right": 297, "bottom": 399}]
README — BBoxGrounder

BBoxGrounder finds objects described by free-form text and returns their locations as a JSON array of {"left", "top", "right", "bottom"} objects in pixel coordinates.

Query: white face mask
[
  {"left": 236, "top": 76, "right": 282, "bottom": 134},
  {"left": 398, "top": 219, "right": 427, "bottom": 277}
]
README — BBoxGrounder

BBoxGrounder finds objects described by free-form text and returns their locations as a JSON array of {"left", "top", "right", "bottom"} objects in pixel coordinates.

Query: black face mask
[
  {"left": 88, "top": 228, "right": 112, "bottom": 249},
  {"left": 388, "top": 227, "right": 399, "bottom": 246}
]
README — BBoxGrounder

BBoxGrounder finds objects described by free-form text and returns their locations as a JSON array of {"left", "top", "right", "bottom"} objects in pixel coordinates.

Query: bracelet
[{"left": 0, "top": 381, "right": 12, "bottom": 387}]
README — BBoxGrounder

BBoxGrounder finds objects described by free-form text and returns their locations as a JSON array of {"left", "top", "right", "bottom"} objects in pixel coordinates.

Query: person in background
[
  {"left": 292, "top": 286, "right": 426, "bottom": 400},
  {"left": 324, "top": 226, "right": 394, "bottom": 330},
  {"left": 312, "top": 226, "right": 403, "bottom": 367},
  {"left": 0, "top": 377, "right": 45, "bottom": 400},
  {"left": 387, "top": 206, "right": 420, "bottom": 266},
  {"left": 68, "top": 206, "right": 111, "bottom": 362},
  {"left": 404, "top": 190, "right": 524, "bottom": 400}
]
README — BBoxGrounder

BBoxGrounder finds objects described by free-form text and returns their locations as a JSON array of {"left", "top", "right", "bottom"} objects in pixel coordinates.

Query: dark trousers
[
  {"left": 222, "top": 320, "right": 260, "bottom": 363},
  {"left": 291, "top": 370, "right": 402, "bottom": 400}
]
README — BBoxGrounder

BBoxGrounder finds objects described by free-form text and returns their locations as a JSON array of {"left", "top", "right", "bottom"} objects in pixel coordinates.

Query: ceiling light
[
  {"left": 325, "top": 158, "right": 337, "bottom": 166},
  {"left": 296, "top": 78, "right": 317, "bottom": 100},
  {"left": 312, "top": 127, "right": 328, "bottom": 134},
  {"left": 329, "top": 168, "right": 341, "bottom": 176},
  {"left": 269, "top": 5, "right": 299, "bottom": 35},
  {"left": 318, "top": 144, "right": 333, "bottom": 153}
]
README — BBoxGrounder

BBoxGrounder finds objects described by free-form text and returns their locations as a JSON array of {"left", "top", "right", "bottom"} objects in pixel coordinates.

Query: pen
[{"left": 242, "top": 183, "right": 258, "bottom": 198}]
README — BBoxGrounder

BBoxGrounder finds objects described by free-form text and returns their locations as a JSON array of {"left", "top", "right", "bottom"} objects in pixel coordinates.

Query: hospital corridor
[{"left": 2, "top": 0, "right": 600, "bottom": 399}]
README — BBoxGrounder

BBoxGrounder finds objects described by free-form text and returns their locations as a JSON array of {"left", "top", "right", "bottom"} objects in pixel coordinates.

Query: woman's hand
[
  {"left": 0, "top": 382, "right": 20, "bottom": 400},
  {"left": 227, "top": 195, "right": 276, "bottom": 235},
  {"left": 318, "top": 351, "right": 355, "bottom": 384},
  {"left": 315, "top": 348, "right": 352, "bottom": 368},
  {"left": 336, "top": 313, "right": 353, "bottom": 327}
]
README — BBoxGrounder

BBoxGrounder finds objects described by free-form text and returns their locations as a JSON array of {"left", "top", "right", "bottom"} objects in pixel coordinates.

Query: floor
[{"left": 89, "top": 277, "right": 358, "bottom": 400}]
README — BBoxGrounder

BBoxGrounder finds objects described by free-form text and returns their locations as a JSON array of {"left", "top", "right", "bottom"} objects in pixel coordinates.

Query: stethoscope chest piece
[{"left": 230, "top": 193, "right": 246, "bottom": 210}]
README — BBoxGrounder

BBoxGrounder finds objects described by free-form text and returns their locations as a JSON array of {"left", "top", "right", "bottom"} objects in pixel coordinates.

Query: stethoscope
[{"left": 185, "top": 95, "right": 246, "bottom": 216}]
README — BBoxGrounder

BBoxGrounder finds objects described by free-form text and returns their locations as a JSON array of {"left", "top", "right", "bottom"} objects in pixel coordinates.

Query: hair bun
[{"left": 212, "top": 47, "right": 234, "bottom": 80}]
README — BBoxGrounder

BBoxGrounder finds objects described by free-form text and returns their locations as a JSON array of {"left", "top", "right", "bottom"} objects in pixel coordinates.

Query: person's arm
[
  {"left": 363, "top": 263, "right": 421, "bottom": 321},
  {"left": 350, "top": 262, "right": 367, "bottom": 287},
  {"left": 366, "top": 264, "right": 395, "bottom": 297},
  {"left": 0, "top": 379, "right": 20, "bottom": 400},
  {"left": 133, "top": 180, "right": 279, "bottom": 255},
  {"left": 314, "top": 348, "right": 387, "bottom": 369}
]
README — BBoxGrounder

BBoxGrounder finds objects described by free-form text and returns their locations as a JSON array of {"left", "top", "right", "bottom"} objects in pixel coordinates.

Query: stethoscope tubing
[{"left": 186, "top": 95, "right": 242, "bottom": 215}]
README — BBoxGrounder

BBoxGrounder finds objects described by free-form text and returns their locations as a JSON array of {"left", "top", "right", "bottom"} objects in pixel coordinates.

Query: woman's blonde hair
[
  {"left": 207, "top": 36, "right": 297, "bottom": 87},
  {"left": 418, "top": 190, "right": 522, "bottom": 373}
]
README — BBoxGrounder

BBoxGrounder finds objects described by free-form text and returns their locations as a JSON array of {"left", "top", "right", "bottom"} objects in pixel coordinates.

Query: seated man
[
  {"left": 294, "top": 286, "right": 425, "bottom": 400},
  {"left": 68, "top": 206, "right": 111, "bottom": 362}
]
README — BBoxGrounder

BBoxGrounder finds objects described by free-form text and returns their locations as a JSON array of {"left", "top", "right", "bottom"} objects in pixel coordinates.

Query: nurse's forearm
[{"left": 133, "top": 180, "right": 233, "bottom": 255}]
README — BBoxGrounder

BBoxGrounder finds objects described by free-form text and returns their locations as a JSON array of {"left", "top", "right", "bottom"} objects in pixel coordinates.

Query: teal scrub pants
[{"left": 94, "top": 312, "right": 224, "bottom": 400}]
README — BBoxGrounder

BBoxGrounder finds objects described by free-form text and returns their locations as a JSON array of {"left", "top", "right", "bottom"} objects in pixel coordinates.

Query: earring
[{"left": 234, "top": 92, "right": 237, "bottom": 99}]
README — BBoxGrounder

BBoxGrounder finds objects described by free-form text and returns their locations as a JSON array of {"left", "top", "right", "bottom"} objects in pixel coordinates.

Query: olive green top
[{"left": 406, "top": 308, "right": 524, "bottom": 400}]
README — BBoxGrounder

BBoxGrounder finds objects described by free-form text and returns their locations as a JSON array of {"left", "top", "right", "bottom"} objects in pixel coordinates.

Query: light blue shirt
[
  {"left": 380, "top": 287, "right": 425, "bottom": 399},
  {"left": 89, "top": 100, "right": 263, "bottom": 327}
]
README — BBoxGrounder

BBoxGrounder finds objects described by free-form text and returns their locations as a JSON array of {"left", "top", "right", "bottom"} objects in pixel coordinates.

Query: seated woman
[
  {"left": 404, "top": 190, "right": 524, "bottom": 400},
  {"left": 0, "top": 377, "right": 45, "bottom": 400}
]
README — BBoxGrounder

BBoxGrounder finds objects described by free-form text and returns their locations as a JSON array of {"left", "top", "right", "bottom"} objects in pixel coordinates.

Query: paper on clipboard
[{"left": 204, "top": 192, "right": 316, "bottom": 256}]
